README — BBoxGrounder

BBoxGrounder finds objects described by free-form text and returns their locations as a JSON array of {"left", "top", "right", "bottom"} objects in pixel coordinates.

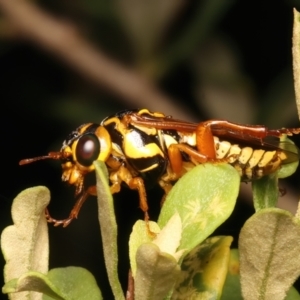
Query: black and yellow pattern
[{"left": 19, "top": 108, "right": 300, "bottom": 226}]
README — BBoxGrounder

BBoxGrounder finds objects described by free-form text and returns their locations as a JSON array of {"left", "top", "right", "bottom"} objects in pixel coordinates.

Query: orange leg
[
  {"left": 46, "top": 186, "right": 96, "bottom": 227},
  {"left": 167, "top": 143, "right": 227, "bottom": 177},
  {"left": 110, "top": 166, "right": 151, "bottom": 226},
  {"left": 195, "top": 121, "right": 216, "bottom": 159},
  {"left": 127, "top": 177, "right": 149, "bottom": 222}
]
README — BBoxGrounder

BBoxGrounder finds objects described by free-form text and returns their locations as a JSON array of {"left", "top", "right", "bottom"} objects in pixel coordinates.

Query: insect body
[{"left": 20, "top": 108, "right": 300, "bottom": 226}]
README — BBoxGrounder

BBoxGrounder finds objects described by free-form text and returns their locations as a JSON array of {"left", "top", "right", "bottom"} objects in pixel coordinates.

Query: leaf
[
  {"left": 44, "top": 267, "right": 102, "bottom": 300},
  {"left": 1, "top": 186, "right": 50, "bottom": 300},
  {"left": 152, "top": 213, "right": 184, "bottom": 262},
  {"left": 221, "top": 249, "right": 242, "bottom": 300},
  {"left": 134, "top": 243, "right": 181, "bottom": 300},
  {"left": 3, "top": 271, "right": 63, "bottom": 300},
  {"left": 158, "top": 163, "right": 240, "bottom": 252},
  {"left": 252, "top": 173, "right": 279, "bottom": 211},
  {"left": 285, "top": 287, "right": 300, "bottom": 300},
  {"left": 130, "top": 214, "right": 185, "bottom": 299},
  {"left": 94, "top": 161, "right": 124, "bottom": 300},
  {"left": 129, "top": 220, "right": 160, "bottom": 277},
  {"left": 239, "top": 208, "right": 300, "bottom": 300},
  {"left": 220, "top": 250, "right": 300, "bottom": 300},
  {"left": 171, "top": 236, "right": 233, "bottom": 300},
  {"left": 253, "top": 136, "right": 299, "bottom": 211},
  {"left": 277, "top": 135, "right": 299, "bottom": 179},
  {"left": 3, "top": 267, "right": 102, "bottom": 300}
]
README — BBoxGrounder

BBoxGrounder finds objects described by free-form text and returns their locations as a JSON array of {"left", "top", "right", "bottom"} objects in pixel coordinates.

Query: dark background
[{"left": 1, "top": 0, "right": 300, "bottom": 298}]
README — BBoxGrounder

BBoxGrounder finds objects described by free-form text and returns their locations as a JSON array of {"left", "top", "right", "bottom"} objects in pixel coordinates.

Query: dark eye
[{"left": 76, "top": 134, "right": 100, "bottom": 166}]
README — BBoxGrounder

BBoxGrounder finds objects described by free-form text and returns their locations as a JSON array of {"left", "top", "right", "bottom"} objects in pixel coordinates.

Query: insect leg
[
  {"left": 195, "top": 122, "right": 217, "bottom": 159},
  {"left": 110, "top": 166, "right": 149, "bottom": 219},
  {"left": 127, "top": 177, "right": 149, "bottom": 221},
  {"left": 169, "top": 143, "right": 222, "bottom": 167},
  {"left": 45, "top": 186, "right": 96, "bottom": 227}
]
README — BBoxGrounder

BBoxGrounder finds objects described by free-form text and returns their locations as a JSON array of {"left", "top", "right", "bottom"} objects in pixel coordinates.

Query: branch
[{"left": 0, "top": 0, "right": 195, "bottom": 120}]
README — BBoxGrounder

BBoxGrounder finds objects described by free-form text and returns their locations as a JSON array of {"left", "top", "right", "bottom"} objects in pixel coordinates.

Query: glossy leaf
[
  {"left": 239, "top": 208, "right": 300, "bottom": 300},
  {"left": 94, "top": 161, "right": 124, "bottom": 300},
  {"left": 158, "top": 163, "right": 240, "bottom": 252}
]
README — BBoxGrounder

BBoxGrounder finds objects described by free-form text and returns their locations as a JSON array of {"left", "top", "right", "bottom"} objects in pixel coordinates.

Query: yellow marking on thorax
[
  {"left": 124, "top": 131, "right": 164, "bottom": 159},
  {"left": 163, "top": 134, "right": 178, "bottom": 149},
  {"left": 139, "top": 163, "right": 159, "bottom": 172},
  {"left": 137, "top": 108, "right": 165, "bottom": 118},
  {"left": 133, "top": 124, "right": 158, "bottom": 135}
]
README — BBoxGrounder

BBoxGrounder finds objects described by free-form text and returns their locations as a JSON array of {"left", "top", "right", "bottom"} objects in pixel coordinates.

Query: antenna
[{"left": 19, "top": 152, "right": 63, "bottom": 165}]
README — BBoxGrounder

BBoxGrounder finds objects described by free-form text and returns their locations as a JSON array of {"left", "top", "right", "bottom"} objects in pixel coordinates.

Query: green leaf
[
  {"left": 129, "top": 220, "right": 160, "bottom": 277},
  {"left": 172, "top": 236, "right": 233, "bottom": 300},
  {"left": 221, "top": 249, "right": 242, "bottom": 300},
  {"left": 44, "top": 267, "right": 102, "bottom": 300},
  {"left": 221, "top": 250, "right": 300, "bottom": 300},
  {"left": 2, "top": 267, "right": 102, "bottom": 300},
  {"left": 134, "top": 243, "right": 181, "bottom": 300},
  {"left": 94, "top": 161, "right": 124, "bottom": 300},
  {"left": 277, "top": 135, "right": 299, "bottom": 179},
  {"left": 151, "top": 213, "right": 184, "bottom": 262},
  {"left": 239, "top": 208, "right": 300, "bottom": 300},
  {"left": 1, "top": 186, "right": 50, "bottom": 299},
  {"left": 158, "top": 164, "right": 240, "bottom": 252},
  {"left": 252, "top": 135, "right": 300, "bottom": 211},
  {"left": 130, "top": 215, "right": 185, "bottom": 299},
  {"left": 252, "top": 173, "right": 279, "bottom": 211},
  {"left": 3, "top": 271, "right": 63, "bottom": 300},
  {"left": 285, "top": 286, "right": 300, "bottom": 300}
]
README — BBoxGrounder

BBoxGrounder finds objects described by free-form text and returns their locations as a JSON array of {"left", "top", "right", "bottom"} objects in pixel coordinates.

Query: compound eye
[{"left": 76, "top": 134, "right": 100, "bottom": 166}]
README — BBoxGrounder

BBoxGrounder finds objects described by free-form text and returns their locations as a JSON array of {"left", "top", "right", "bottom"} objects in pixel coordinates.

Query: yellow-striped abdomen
[{"left": 213, "top": 136, "right": 287, "bottom": 180}]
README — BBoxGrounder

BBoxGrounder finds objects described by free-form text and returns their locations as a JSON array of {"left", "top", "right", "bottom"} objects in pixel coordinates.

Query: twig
[
  {"left": 126, "top": 269, "right": 134, "bottom": 300},
  {"left": 0, "top": 0, "right": 195, "bottom": 120}
]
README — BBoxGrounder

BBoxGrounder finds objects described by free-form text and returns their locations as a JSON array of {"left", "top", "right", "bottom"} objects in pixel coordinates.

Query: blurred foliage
[{"left": 1, "top": 0, "right": 300, "bottom": 298}]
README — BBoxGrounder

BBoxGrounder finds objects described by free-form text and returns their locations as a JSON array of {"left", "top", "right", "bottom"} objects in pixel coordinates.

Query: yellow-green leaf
[
  {"left": 1, "top": 186, "right": 50, "bottom": 300},
  {"left": 172, "top": 236, "right": 233, "bottom": 300},
  {"left": 158, "top": 164, "right": 240, "bottom": 252},
  {"left": 239, "top": 208, "right": 300, "bottom": 300}
]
